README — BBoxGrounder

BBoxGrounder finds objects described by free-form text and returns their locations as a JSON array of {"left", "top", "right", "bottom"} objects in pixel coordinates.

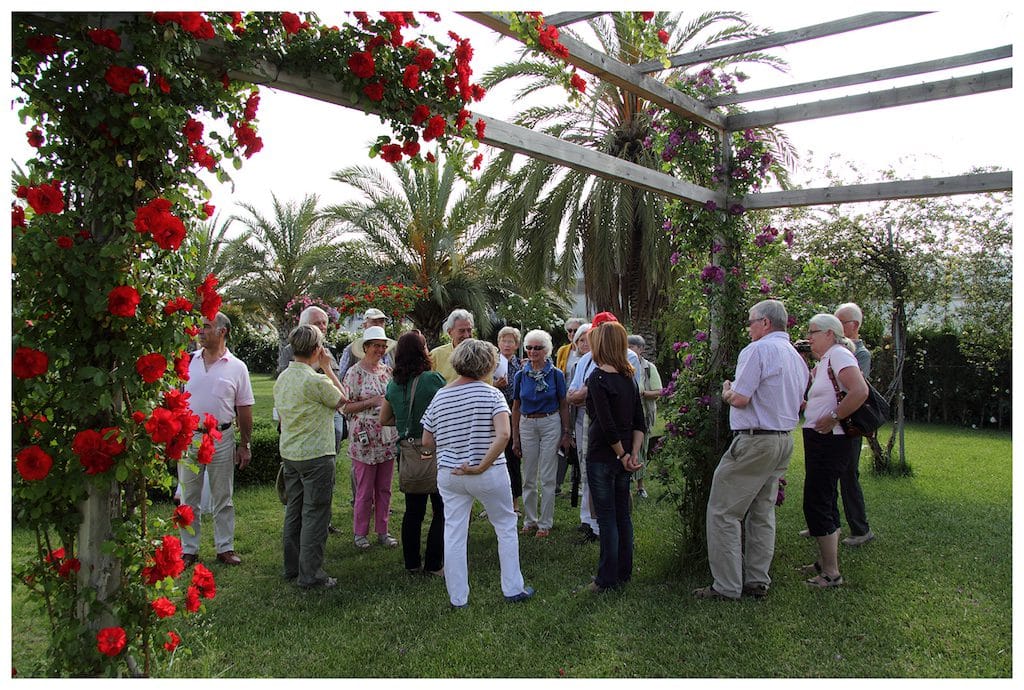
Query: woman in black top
[{"left": 584, "top": 321, "right": 646, "bottom": 593}]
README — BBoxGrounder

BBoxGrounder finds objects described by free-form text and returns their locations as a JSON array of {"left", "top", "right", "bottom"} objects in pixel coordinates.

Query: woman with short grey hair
[
  {"left": 512, "top": 329, "right": 569, "bottom": 538},
  {"left": 421, "top": 339, "right": 534, "bottom": 607}
]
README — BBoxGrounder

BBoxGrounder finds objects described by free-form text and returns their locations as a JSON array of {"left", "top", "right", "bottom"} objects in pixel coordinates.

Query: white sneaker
[
  {"left": 842, "top": 531, "right": 876, "bottom": 547},
  {"left": 798, "top": 529, "right": 811, "bottom": 538}
]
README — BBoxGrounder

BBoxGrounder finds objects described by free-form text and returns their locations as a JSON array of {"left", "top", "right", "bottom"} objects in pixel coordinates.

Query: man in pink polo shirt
[{"left": 180, "top": 312, "right": 255, "bottom": 567}]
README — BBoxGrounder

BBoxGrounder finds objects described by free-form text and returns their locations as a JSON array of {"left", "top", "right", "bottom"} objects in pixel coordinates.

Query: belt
[
  {"left": 524, "top": 411, "right": 557, "bottom": 418},
  {"left": 734, "top": 429, "right": 788, "bottom": 435},
  {"left": 218, "top": 422, "right": 232, "bottom": 431}
]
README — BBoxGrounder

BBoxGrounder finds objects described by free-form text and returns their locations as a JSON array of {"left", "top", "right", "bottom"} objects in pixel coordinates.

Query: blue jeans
[{"left": 587, "top": 460, "right": 634, "bottom": 589}]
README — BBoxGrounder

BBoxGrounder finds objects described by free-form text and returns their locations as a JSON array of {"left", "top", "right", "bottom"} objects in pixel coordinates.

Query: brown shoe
[
  {"left": 216, "top": 550, "right": 241, "bottom": 566},
  {"left": 182, "top": 553, "right": 198, "bottom": 568}
]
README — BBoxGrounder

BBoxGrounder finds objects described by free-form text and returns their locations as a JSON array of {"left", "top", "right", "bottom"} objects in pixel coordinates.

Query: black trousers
[{"left": 401, "top": 491, "right": 444, "bottom": 572}]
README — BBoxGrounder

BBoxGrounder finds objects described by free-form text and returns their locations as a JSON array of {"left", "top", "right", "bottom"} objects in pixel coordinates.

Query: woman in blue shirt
[{"left": 512, "top": 329, "right": 570, "bottom": 538}]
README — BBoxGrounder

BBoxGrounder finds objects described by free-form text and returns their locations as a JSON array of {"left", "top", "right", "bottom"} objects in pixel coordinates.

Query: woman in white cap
[{"left": 342, "top": 325, "right": 399, "bottom": 549}]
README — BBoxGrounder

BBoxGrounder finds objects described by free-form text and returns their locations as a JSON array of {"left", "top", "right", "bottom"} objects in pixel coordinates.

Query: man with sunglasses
[{"left": 694, "top": 299, "right": 808, "bottom": 600}]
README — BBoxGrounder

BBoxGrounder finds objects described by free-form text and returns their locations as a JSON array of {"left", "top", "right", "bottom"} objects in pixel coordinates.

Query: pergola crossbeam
[
  {"left": 544, "top": 12, "right": 605, "bottom": 27},
  {"left": 728, "top": 68, "right": 1012, "bottom": 130},
  {"left": 459, "top": 11, "right": 726, "bottom": 129},
  {"left": 635, "top": 12, "right": 930, "bottom": 73},
  {"left": 742, "top": 171, "right": 1012, "bottom": 209},
  {"left": 711, "top": 45, "right": 1012, "bottom": 106}
]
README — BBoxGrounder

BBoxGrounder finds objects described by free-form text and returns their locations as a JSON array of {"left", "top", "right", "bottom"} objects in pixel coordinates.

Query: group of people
[
  {"left": 173, "top": 297, "right": 875, "bottom": 605},
  {"left": 695, "top": 299, "right": 876, "bottom": 600}
]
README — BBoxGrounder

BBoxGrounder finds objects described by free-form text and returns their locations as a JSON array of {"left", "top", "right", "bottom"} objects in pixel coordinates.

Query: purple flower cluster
[
  {"left": 700, "top": 264, "right": 725, "bottom": 284},
  {"left": 753, "top": 225, "right": 779, "bottom": 247}
]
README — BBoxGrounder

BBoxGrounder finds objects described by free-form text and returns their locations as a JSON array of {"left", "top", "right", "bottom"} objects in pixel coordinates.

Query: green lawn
[{"left": 10, "top": 414, "right": 1011, "bottom": 677}]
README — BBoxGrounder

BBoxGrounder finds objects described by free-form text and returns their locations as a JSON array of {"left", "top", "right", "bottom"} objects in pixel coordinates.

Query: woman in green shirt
[{"left": 381, "top": 331, "right": 447, "bottom": 575}]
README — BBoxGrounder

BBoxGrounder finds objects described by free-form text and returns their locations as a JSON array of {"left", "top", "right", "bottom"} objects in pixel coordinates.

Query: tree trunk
[{"left": 76, "top": 479, "right": 121, "bottom": 629}]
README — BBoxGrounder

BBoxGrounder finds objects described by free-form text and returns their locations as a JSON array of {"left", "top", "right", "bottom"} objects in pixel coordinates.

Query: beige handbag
[{"left": 397, "top": 374, "right": 437, "bottom": 494}]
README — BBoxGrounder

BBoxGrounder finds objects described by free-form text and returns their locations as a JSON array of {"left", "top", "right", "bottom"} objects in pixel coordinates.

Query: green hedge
[{"left": 234, "top": 420, "right": 281, "bottom": 488}]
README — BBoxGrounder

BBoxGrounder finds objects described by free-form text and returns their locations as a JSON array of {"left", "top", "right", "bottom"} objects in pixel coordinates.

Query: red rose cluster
[
  {"left": 185, "top": 563, "right": 217, "bottom": 611},
  {"left": 72, "top": 427, "right": 126, "bottom": 475},
  {"left": 104, "top": 64, "right": 145, "bottom": 94},
  {"left": 108, "top": 285, "right": 141, "bottom": 317},
  {"left": 136, "top": 352, "right": 168, "bottom": 384},
  {"left": 142, "top": 534, "right": 185, "bottom": 585},
  {"left": 144, "top": 389, "right": 200, "bottom": 461},
  {"left": 152, "top": 12, "right": 215, "bottom": 40},
  {"left": 15, "top": 445, "right": 53, "bottom": 481},
  {"left": 24, "top": 181, "right": 64, "bottom": 215},
  {"left": 134, "top": 197, "right": 186, "bottom": 251},
  {"left": 13, "top": 346, "right": 49, "bottom": 379},
  {"left": 44, "top": 547, "right": 81, "bottom": 579},
  {"left": 196, "top": 273, "right": 221, "bottom": 321}
]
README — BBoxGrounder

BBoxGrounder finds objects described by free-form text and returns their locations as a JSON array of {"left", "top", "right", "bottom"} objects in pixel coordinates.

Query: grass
[{"left": 10, "top": 403, "right": 1011, "bottom": 677}]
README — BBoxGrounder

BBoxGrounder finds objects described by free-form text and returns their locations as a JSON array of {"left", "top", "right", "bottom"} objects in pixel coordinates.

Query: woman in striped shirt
[{"left": 421, "top": 339, "right": 534, "bottom": 608}]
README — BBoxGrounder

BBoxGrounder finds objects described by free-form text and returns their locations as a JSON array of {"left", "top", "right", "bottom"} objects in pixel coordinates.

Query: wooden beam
[
  {"left": 459, "top": 11, "right": 726, "bottom": 129},
  {"left": 727, "top": 69, "right": 1012, "bottom": 130},
  {"left": 741, "top": 171, "right": 1012, "bottom": 208},
  {"left": 712, "top": 45, "right": 1012, "bottom": 105},
  {"left": 544, "top": 12, "right": 605, "bottom": 27},
  {"left": 635, "top": 12, "right": 930, "bottom": 73}
]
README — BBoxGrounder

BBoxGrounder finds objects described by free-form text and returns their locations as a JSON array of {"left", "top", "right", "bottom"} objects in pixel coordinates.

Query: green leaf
[
  {"left": 115, "top": 464, "right": 129, "bottom": 482},
  {"left": 130, "top": 116, "right": 149, "bottom": 129}
]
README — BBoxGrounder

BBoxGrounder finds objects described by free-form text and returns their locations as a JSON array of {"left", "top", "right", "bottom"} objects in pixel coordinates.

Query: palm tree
[
  {"left": 223, "top": 194, "right": 361, "bottom": 369},
  {"left": 323, "top": 147, "right": 512, "bottom": 346},
  {"left": 478, "top": 11, "right": 792, "bottom": 347},
  {"left": 184, "top": 211, "right": 239, "bottom": 286}
]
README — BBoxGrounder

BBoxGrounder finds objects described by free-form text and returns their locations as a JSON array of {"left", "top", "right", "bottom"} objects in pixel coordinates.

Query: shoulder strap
[
  {"left": 401, "top": 374, "right": 420, "bottom": 439},
  {"left": 826, "top": 359, "right": 845, "bottom": 405}
]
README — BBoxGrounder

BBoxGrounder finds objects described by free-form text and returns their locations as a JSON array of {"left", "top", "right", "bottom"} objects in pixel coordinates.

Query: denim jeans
[
  {"left": 402, "top": 491, "right": 444, "bottom": 572},
  {"left": 587, "top": 460, "right": 634, "bottom": 589}
]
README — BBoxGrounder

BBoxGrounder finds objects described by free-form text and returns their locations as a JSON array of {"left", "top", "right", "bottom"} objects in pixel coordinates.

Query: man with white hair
[{"left": 430, "top": 308, "right": 480, "bottom": 384}]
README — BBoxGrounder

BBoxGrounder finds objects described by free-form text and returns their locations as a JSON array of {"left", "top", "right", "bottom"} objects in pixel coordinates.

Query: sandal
[
  {"left": 805, "top": 573, "right": 843, "bottom": 588},
  {"left": 796, "top": 561, "right": 822, "bottom": 576},
  {"left": 378, "top": 533, "right": 398, "bottom": 548},
  {"left": 354, "top": 535, "right": 371, "bottom": 550}
]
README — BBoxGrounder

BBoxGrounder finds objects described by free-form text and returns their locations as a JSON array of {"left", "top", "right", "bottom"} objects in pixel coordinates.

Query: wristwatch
[
  {"left": 240, "top": 441, "right": 251, "bottom": 449},
  {"left": 829, "top": 410, "right": 839, "bottom": 421}
]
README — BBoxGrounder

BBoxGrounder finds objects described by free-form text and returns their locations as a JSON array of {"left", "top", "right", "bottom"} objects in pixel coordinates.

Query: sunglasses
[{"left": 524, "top": 345, "right": 545, "bottom": 351}]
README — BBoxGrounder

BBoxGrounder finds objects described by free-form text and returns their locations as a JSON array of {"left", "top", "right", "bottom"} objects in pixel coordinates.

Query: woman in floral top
[{"left": 342, "top": 326, "right": 398, "bottom": 549}]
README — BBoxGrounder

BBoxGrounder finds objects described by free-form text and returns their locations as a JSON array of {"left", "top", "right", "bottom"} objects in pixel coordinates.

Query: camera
[{"left": 794, "top": 339, "right": 811, "bottom": 354}]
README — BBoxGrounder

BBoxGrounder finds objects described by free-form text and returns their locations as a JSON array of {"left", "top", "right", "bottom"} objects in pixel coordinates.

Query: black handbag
[{"left": 827, "top": 361, "right": 890, "bottom": 437}]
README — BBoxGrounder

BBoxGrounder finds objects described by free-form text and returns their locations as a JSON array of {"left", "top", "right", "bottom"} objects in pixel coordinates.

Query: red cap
[{"left": 591, "top": 311, "right": 618, "bottom": 327}]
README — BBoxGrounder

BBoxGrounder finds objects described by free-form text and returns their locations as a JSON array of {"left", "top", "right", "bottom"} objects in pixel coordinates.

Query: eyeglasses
[
  {"left": 524, "top": 345, "right": 545, "bottom": 351},
  {"left": 745, "top": 317, "right": 767, "bottom": 326},
  {"left": 840, "top": 320, "right": 858, "bottom": 325},
  {"left": 807, "top": 329, "right": 823, "bottom": 337}
]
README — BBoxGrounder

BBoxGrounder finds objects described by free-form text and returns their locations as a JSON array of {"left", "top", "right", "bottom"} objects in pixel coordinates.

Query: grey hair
[
  {"left": 443, "top": 308, "right": 475, "bottom": 333},
  {"left": 564, "top": 317, "right": 585, "bottom": 331},
  {"left": 450, "top": 338, "right": 498, "bottom": 380},
  {"left": 750, "top": 299, "right": 788, "bottom": 331},
  {"left": 523, "top": 329, "right": 553, "bottom": 357},
  {"left": 213, "top": 312, "right": 232, "bottom": 333},
  {"left": 627, "top": 334, "right": 645, "bottom": 349},
  {"left": 835, "top": 302, "right": 863, "bottom": 324},
  {"left": 299, "top": 305, "right": 328, "bottom": 325},
  {"left": 809, "top": 313, "right": 855, "bottom": 353},
  {"left": 497, "top": 326, "right": 521, "bottom": 344},
  {"left": 288, "top": 323, "right": 324, "bottom": 358}
]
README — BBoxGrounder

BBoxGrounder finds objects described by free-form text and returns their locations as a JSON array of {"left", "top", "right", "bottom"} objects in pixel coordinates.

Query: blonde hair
[
  {"left": 810, "top": 313, "right": 855, "bottom": 353},
  {"left": 590, "top": 322, "right": 634, "bottom": 377}
]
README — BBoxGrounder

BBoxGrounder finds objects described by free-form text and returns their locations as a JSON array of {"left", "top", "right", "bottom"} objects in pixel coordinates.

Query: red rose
[
  {"left": 402, "top": 64, "right": 420, "bottom": 90},
  {"left": 362, "top": 82, "right": 385, "bottom": 102},
  {"left": 196, "top": 433, "right": 216, "bottom": 465},
  {"left": 13, "top": 347, "right": 48, "bottom": 379},
  {"left": 183, "top": 118, "right": 204, "bottom": 144},
  {"left": 657, "top": 29, "right": 669, "bottom": 45},
  {"left": 15, "top": 446, "right": 52, "bottom": 481},
  {"left": 136, "top": 353, "right": 168, "bottom": 384},
  {"left": 423, "top": 114, "right": 446, "bottom": 142},
  {"left": 456, "top": 109, "right": 470, "bottom": 131},
  {"left": 402, "top": 140, "right": 420, "bottom": 158},
  {"left": 174, "top": 351, "right": 191, "bottom": 381},
  {"left": 203, "top": 203, "right": 215, "bottom": 218},
  {"left": 96, "top": 627, "right": 127, "bottom": 657},
  {"left": 191, "top": 563, "right": 216, "bottom": 599},
  {"left": 26, "top": 182, "right": 64, "bottom": 215},
  {"left": 475, "top": 119, "right": 486, "bottom": 139},
  {"left": 132, "top": 410, "right": 147, "bottom": 424},
  {"left": 413, "top": 47, "right": 435, "bottom": 70},
  {"left": 281, "top": 12, "right": 305, "bottom": 35},
  {"left": 203, "top": 413, "right": 223, "bottom": 441},
  {"left": 165, "top": 388, "right": 192, "bottom": 411},
  {"left": 151, "top": 596, "right": 177, "bottom": 619},
  {"left": 570, "top": 72, "right": 587, "bottom": 93},
  {"left": 163, "top": 631, "right": 181, "bottom": 652},
  {"left": 87, "top": 28, "right": 121, "bottom": 51},
  {"left": 55, "top": 236, "right": 73, "bottom": 249},
  {"left": 108, "top": 285, "right": 141, "bottom": 317},
  {"left": 347, "top": 51, "right": 375, "bottom": 79},
  {"left": 13, "top": 205, "right": 26, "bottom": 229},
  {"left": 149, "top": 211, "right": 186, "bottom": 250},
  {"left": 27, "top": 35, "right": 59, "bottom": 56},
  {"left": 58, "top": 558, "right": 81, "bottom": 578},
  {"left": 153, "top": 74, "right": 171, "bottom": 93},
  {"left": 145, "top": 407, "right": 182, "bottom": 444},
  {"left": 151, "top": 535, "right": 185, "bottom": 581},
  {"left": 27, "top": 128, "right": 44, "bottom": 147},
  {"left": 640, "top": 12, "right": 655, "bottom": 21},
  {"left": 196, "top": 273, "right": 221, "bottom": 321},
  {"left": 163, "top": 296, "right": 194, "bottom": 315},
  {"left": 471, "top": 84, "right": 486, "bottom": 102},
  {"left": 411, "top": 104, "right": 430, "bottom": 126},
  {"left": 473, "top": 154, "right": 484, "bottom": 170},
  {"left": 104, "top": 65, "right": 145, "bottom": 94},
  {"left": 426, "top": 152, "right": 436, "bottom": 163},
  {"left": 244, "top": 92, "right": 260, "bottom": 121},
  {"left": 172, "top": 504, "right": 195, "bottom": 528},
  {"left": 380, "top": 143, "right": 403, "bottom": 164},
  {"left": 185, "top": 585, "right": 201, "bottom": 612},
  {"left": 72, "top": 427, "right": 125, "bottom": 475}
]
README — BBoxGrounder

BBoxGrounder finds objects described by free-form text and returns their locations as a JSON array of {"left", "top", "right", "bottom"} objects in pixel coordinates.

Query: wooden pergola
[{"left": 218, "top": 10, "right": 1012, "bottom": 210}]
